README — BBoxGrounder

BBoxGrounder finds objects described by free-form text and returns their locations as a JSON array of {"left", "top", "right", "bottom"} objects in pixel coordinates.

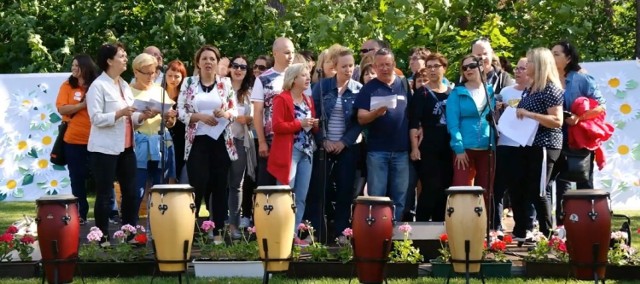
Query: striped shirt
[{"left": 326, "top": 96, "right": 345, "bottom": 141}]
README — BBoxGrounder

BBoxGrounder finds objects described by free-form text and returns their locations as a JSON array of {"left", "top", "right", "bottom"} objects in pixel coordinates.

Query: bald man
[{"left": 251, "top": 37, "right": 295, "bottom": 186}]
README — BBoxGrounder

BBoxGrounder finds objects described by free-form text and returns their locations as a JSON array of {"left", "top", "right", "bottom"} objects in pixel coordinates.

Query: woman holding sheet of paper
[
  {"left": 509, "top": 48, "right": 564, "bottom": 243},
  {"left": 130, "top": 53, "right": 177, "bottom": 220},
  {"left": 177, "top": 45, "right": 238, "bottom": 242},
  {"left": 446, "top": 54, "right": 496, "bottom": 210}
]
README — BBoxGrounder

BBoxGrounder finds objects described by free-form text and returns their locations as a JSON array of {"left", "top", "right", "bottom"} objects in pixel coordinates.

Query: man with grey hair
[
  {"left": 471, "top": 38, "right": 514, "bottom": 95},
  {"left": 352, "top": 39, "right": 388, "bottom": 81}
]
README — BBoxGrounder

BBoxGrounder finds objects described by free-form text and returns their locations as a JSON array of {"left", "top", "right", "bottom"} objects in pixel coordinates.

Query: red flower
[
  {"left": 20, "top": 235, "right": 35, "bottom": 245},
  {"left": 439, "top": 233, "right": 448, "bottom": 242},
  {"left": 0, "top": 233, "right": 13, "bottom": 243},
  {"left": 134, "top": 233, "right": 148, "bottom": 244},
  {"left": 490, "top": 240, "right": 506, "bottom": 252},
  {"left": 557, "top": 242, "right": 567, "bottom": 253},
  {"left": 217, "top": 82, "right": 224, "bottom": 90},
  {"left": 483, "top": 240, "right": 488, "bottom": 249},
  {"left": 228, "top": 100, "right": 234, "bottom": 109},
  {"left": 5, "top": 226, "right": 18, "bottom": 235},
  {"left": 503, "top": 235, "right": 513, "bottom": 244}
]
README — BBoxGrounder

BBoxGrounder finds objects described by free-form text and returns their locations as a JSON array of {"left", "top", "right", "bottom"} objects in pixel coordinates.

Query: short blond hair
[
  {"left": 132, "top": 53, "right": 157, "bottom": 71},
  {"left": 527, "top": 47, "right": 562, "bottom": 92},
  {"left": 283, "top": 63, "right": 308, "bottom": 91}
]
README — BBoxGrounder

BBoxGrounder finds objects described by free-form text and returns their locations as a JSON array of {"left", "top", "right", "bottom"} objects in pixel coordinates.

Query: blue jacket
[
  {"left": 564, "top": 71, "right": 605, "bottom": 110},
  {"left": 312, "top": 76, "right": 363, "bottom": 146},
  {"left": 446, "top": 84, "right": 496, "bottom": 154},
  {"left": 134, "top": 132, "right": 174, "bottom": 169}
]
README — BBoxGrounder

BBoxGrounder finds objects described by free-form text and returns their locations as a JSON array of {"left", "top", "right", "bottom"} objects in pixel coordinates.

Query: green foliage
[{"left": 0, "top": 0, "right": 636, "bottom": 78}]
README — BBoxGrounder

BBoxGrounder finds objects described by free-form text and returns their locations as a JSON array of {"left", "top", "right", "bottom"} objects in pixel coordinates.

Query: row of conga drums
[{"left": 34, "top": 185, "right": 612, "bottom": 283}]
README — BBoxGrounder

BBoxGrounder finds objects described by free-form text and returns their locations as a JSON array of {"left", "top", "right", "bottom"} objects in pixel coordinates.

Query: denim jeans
[
  {"left": 134, "top": 160, "right": 162, "bottom": 224},
  {"left": 366, "top": 151, "right": 409, "bottom": 222},
  {"left": 65, "top": 143, "right": 90, "bottom": 221},
  {"left": 228, "top": 138, "right": 247, "bottom": 228},
  {"left": 278, "top": 148, "right": 313, "bottom": 234}
]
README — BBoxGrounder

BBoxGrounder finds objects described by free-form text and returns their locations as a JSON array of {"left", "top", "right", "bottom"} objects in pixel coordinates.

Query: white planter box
[{"left": 192, "top": 260, "right": 264, "bottom": 278}]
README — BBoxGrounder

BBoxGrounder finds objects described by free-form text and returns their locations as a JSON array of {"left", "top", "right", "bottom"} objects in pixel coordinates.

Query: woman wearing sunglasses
[
  {"left": 446, "top": 54, "right": 496, "bottom": 209},
  {"left": 252, "top": 55, "right": 272, "bottom": 78},
  {"left": 226, "top": 55, "right": 256, "bottom": 238}
]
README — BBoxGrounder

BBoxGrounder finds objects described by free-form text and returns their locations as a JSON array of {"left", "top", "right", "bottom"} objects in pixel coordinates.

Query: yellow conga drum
[
  {"left": 148, "top": 184, "right": 196, "bottom": 272},
  {"left": 445, "top": 186, "right": 487, "bottom": 273},
  {"left": 253, "top": 185, "right": 295, "bottom": 272}
]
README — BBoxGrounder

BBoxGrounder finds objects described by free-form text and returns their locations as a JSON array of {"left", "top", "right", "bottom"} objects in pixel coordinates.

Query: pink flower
[
  {"left": 201, "top": 221, "right": 215, "bottom": 232},
  {"left": 86, "top": 231, "right": 103, "bottom": 242},
  {"left": 120, "top": 224, "right": 137, "bottom": 235},
  {"left": 247, "top": 226, "right": 256, "bottom": 234},
  {"left": 113, "top": 230, "right": 126, "bottom": 240},
  {"left": 557, "top": 243, "right": 567, "bottom": 253},
  {"left": 135, "top": 225, "right": 146, "bottom": 233},
  {"left": 297, "top": 223, "right": 308, "bottom": 232},
  {"left": 342, "top": 228, "right": 353, "bottom": 237},
  {"left": 5, "top": 225, "right": 18, "bottom": 235},
  {"left": 398, "top": 223, "right": 412, "bottom": 234}
]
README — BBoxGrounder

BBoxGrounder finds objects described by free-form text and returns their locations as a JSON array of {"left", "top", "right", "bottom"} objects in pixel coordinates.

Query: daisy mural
[
  {"left": 0, "top": 73, "right": 71, "bottom": 201},
  {"left": 600, "top": 73, "right": 631, "bottom": 98},
  {"left": 609, "top": 98, "right": 640, "bottom": 126}
]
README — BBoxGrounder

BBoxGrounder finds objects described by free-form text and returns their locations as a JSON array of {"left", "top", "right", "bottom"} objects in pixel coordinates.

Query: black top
[
  {"left": 169, "top": 104, "right": 187, "bottom": 175},
  {"left": 409, "top": 86, "right": 450, "bottom": 149},
  {"left": 518, "top": 82, "right": 564, "bottom": 149}
]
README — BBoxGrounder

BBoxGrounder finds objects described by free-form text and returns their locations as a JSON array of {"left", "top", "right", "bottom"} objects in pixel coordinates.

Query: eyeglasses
[
  {"left": 253, "top": 64, "right": 267, "bottom": 71},
  {"left": 136, "top": 69, "right": 155, "bottom": 77},
  {"left": 426, "top": 64, "right": 443, "bottom": 70},
  {"left": 231, "top": 63, "right": 248, "bottom": 71},
  {"left": 359, "top": 48, "right": 375, "bottom": 54},
  {"left": 461, "top": 63, "right": 480, "bottom": 71},
  {"left": 410, "top": 56, "right": 422, "bottom": 61},
  {"left": 514, "top": 67, "right": 527, "bottom": 72}
]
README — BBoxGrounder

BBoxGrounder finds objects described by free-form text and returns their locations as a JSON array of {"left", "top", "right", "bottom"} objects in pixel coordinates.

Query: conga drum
[
  {"left": 253, "top": 185, "right": 295, "bottom": 272},
  {"left": 445, "top": 186, "right": 487, "bottom": 273},
  {"left": 148, "top": 184, "right": 196, "bottom": 272},
  {"left": 35, "top": 194, "right": 80, "bottom": 284},
  {"left": 562, "top": 189, "right": 612, "bottom": 280},
  {"left": 352, "top": 196, "right": 394, "bottom": 284}
]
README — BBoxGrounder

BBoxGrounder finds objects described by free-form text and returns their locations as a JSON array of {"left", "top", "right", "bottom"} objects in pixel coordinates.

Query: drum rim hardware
[
  {"left": 158, "top": 193, "right": 169, "bottom": 215},
  {"left": 588, "top": 199, "right": 598, "bottom": 221}
]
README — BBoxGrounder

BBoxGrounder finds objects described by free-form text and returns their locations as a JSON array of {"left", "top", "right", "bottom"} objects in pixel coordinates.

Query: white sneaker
[{"left": 239, "top": 217, "right": 251, "bottom": 228}]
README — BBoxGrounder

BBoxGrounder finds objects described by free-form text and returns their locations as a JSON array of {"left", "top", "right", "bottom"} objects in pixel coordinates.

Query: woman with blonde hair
[
  {"left": 268, "top": 63, "right": 319, "bottom": 246},
  {"left": 312, "top": 49, "right": 336, "bottom": 83},
  {"left": 510, "top": 47, "right": 564, "bottom": 243},
  {"left": 130, "top": 53, "right": 177, "bottom": 219}
]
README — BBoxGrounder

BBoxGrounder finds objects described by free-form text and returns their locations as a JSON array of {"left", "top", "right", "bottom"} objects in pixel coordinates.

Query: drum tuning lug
[
  {"left": 62, "top": 215, "right": 71, "bottom": 225},
  {"left": 158, "top": 204, "right": 168, "bottom": 215},
  {"left": 263, "top": 204, "right": 274, "bottom": 215},
  {"left": 446, "top": 207, "right": 454, "bottom": 217},
  {"left": 474, "top": 206, "right": 483, "bottom": 217},
  {"left": 190, "top": 203, "right": 196, "bottom": 213},
  {"left": 291, "top": 204, "right": 297, "bottom": 213},
  {"left": 366, "top": 216, "right": 375, "bottom": 226},
  {"left": 588, "top": 211, "right": 598, "bottom": 221}
]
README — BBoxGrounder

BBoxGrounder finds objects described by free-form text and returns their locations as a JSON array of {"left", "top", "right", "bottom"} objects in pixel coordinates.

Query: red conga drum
[
  {"left": 562, "top": 189, "right": 612, "bottom": 280},
  {"left": 445, "top": 186, "right": 486, "bottom": 273},
  {"left": 352, "top": 196, "right": 394, "bottom": 284},
  {"left": 35, "top": 194, "right": 80, "bottom": 284}
]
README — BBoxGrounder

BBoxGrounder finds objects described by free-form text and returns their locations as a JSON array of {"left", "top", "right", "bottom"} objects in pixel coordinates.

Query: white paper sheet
[
  {"left": 133, "top": 98, "right": 174, "bottom": 113},
  {"left": 198, "top": 109, "right": 230, "bottom": 139},
  {"left": 370, "top": 95, "right": 397, "bottom": 110},
  {"left": 497, "top": 107, "right": 539, "bottom": 146}
]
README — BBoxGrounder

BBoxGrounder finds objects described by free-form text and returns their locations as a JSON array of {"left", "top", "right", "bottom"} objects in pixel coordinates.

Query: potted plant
[
  {"left": 385, "top": 223, "right": 422, "bottom": 278},
  {"left": 431, "top": 231, "right": 512, "bottom": 278},
  {"left": 523, "top": 232, "right": 572, "bottom": 278},
  {"left": 192, "top": 221, "right": 263, "bottom": 278},
  {"left": 0, "top": 223, "right": 39, "bottom": 278},
  {"left": 605, "top": 229, "right": 640, "bottom": 280},
  {"left": 77, "top": 225, "right": 154, "bottom": 277},
  {"left": 288, "top": 222, "right": 354, "bottom": 279}
]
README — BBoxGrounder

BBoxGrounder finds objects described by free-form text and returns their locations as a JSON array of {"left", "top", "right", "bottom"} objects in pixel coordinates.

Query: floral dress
[{"left": 292, "top": 100, "right": 315, "bottom": 158}]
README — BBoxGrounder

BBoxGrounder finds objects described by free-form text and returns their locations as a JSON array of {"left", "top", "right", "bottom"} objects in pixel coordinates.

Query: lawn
[{"left": 2, "top": 277, "right": 640, "bottom": 284}]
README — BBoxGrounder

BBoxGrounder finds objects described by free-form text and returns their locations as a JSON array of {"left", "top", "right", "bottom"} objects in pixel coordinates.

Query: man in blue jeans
[{"left": 354, "top": 48, "right": 410, "bottom": 222}]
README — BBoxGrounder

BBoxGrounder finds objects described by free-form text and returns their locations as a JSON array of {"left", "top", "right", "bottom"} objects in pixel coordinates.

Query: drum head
[
  {"left": 446, "top": 186, "right": 484, "bottom": 194},
  {"left": 562, "top": 189, "right": 610, "bottom": 199},
  {"left": 354, "top": 196, "right": 393, "bottom": 205},
  {"left": 254, "top": 185, "right": 292, "bottom": 193},
  {"left": 150, "top": 184, "right": 195, "bottom": 194},
  {"left": 36, "top": 194, "right": 78, "bottom": 204}
]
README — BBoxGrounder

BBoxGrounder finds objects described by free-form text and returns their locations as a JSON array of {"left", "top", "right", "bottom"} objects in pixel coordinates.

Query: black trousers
[
  {"left": 551, "top": 149, "right": 595, "bottom": 225},
  {"left": 90, "top": 148, "right": 137, "bottom": 239},
  {"left": 415, "top": 141, "right": 453, "bottom": 222},
  {"left": 510, "top": 146, "right": 561, "bottom": 238},
  {"left": 187, "top": 135, "right": 231, "bottom": 234},
  {"left": 256, "top": 141, "right": 277, "bottom": 186}
]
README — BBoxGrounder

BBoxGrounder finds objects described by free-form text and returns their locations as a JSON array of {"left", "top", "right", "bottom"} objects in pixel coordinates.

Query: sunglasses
[
  {"left": 461, "top": 63, "right": 479, "bottom": 71},
  {"left": 253, "top": 64, "right": 267, "bottom": 71},
  {"left": 231, "top": 63, "right": 247, "bottom": 71},
  {"left": 359, "top": 48, "right": 375, "bottom": 54}
]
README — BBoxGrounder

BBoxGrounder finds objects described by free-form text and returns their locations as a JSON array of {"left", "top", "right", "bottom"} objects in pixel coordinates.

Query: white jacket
[{"left": 87, "top": 72, "right": 143, "bottom": 155}]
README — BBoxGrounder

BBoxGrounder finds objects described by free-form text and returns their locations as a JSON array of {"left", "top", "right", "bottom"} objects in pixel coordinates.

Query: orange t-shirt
[{"left": 55, "top": 80, "right": 91, "bottom": 145}]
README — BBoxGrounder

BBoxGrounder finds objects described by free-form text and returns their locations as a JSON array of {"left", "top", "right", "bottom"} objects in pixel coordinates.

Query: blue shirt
[
  {"left": 446, "top": 84, "right": 496, "bottom": 154},
  {"left": 564, "top": 71, "right": 605, "bottom": 110},
  {"left": 353, "top": 77, "right": 410, "bottom": 152}
]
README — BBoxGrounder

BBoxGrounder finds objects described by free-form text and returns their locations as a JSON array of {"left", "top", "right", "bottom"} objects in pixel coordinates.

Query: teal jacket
[{"left": 446, "top": 84, "right": 496, "bottom": 154}]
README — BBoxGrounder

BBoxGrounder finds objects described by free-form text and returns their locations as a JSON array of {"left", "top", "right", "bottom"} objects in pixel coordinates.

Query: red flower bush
[
  {"left": 5, "top": 226, "right": 18, "bottom": 235},
  {"left": 134, "top": 233, "right": 148, "bottom": 244}
]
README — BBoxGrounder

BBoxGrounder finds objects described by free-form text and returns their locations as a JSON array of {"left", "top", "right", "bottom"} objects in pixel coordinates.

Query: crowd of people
[{"left": 55, "top": 36, "right": 606, "bottom": 245}]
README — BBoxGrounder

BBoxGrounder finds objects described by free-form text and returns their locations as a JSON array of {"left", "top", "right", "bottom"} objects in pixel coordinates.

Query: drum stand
[
  {"left": 567, "top": 243, "right": 606, "bottom": 284},
  {"left": 348, "top": 239, "right": 391, "bottom": 284},
  {"left": 446, "top": 240, "right": 486, "bottom": 284},
  {"left": 260, "top": 238, "right": 298, "bottom": 284},
  {"left": 150, "top": 240, "right": 191, "bottom": 284},
  {"left": 40, "top": 240, "right": 85, "bottom": 284}
]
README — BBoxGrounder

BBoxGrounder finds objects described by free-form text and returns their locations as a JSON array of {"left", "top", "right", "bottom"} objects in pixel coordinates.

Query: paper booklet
[{"left": 497, "top": 107, "right": 539, "bottom": 146}]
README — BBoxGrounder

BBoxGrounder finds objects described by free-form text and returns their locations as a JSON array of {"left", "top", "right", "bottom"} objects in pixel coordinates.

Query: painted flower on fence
[
  {"left": 36, "top": 171, "right": 70, "bottom": 195},
  {"left": 601, "top": 73, "right": 631, "bottom": 98},
  {"left": 8, "top": 90, "right": 42, "bottom": 119},
  {"left": 29, "top": 104, "right": 56, "bottom": 131},
  {"left": 0, "top": 174, "right": 24, "bottom": 201},
  {"left": 609, "top": 98, "right": 640, "bottom": 126},
  {"left": 31, "top": 129, "right": 57, "bottom": 155}
]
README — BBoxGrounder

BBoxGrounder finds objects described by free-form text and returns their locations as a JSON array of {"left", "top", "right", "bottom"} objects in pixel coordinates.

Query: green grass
[{"left": 1, "top": 277, "right": 640, "bottom": 284}]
